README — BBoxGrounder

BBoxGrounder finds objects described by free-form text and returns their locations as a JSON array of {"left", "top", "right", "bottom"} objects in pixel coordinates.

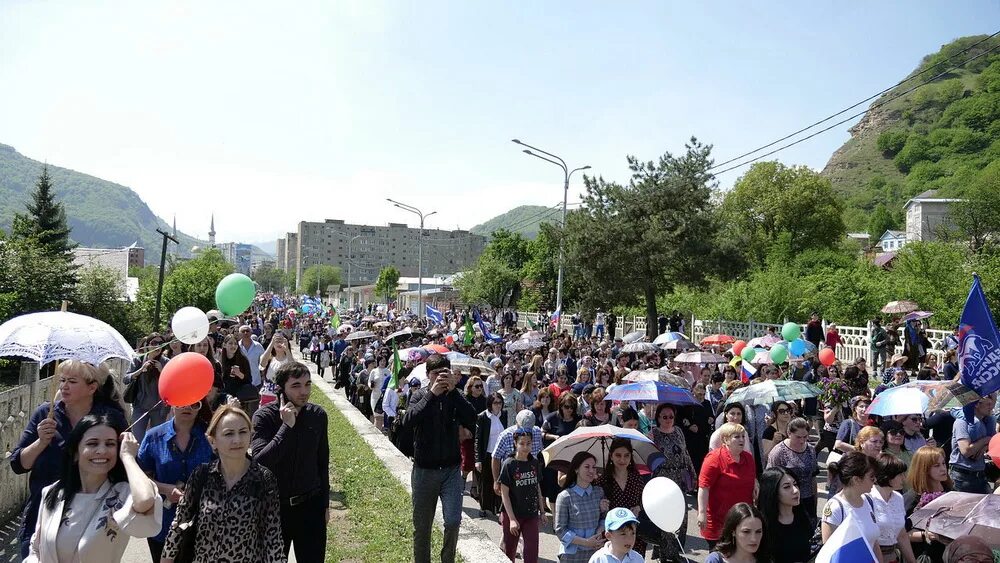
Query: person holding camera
[
  {"left": 403, "top": 354, "right": 477, "bottom": 563},
  {"left": 251, "top": 361, "right": 330, "bottom": 561}
]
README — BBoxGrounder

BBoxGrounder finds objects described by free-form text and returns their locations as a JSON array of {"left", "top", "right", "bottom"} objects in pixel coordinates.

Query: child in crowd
[
  {"left": 588, "top": 508, "right": 644, "bottom": 563},
  {"left": 499, "top": 429, "right": 545, "bottom": 563}
]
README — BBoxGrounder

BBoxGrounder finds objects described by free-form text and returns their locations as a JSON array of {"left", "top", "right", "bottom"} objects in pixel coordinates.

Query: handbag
[{"left": 172, "top": 464, "right": 208, "bottom": 563}]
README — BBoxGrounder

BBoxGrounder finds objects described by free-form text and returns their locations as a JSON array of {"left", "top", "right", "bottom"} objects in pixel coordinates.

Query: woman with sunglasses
[
  {"left": 475, "top": 392, "right": 508, "bottom": 517},
  {"left": 765, "top": 417, "right": 818, "bottom": 522},
  {"left": 881, "top": 420, "right": 912, "bottom": 466},
  {"left": 650, "top": 403, "right": 697, "bottom": 560},
  {"left": 136, "top": 399, "right": 214, "bottom": 561},
  {"left": 761, "top": 401, "right": 793, "bottom": 459}
]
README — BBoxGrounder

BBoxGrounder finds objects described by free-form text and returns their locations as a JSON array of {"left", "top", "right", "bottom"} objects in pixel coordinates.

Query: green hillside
[
  {"left": 822, "top": 34, "right": 1000, "bottom": 231},
  {"left": 0, "top": 144, "right": 205, "bottom": 261},
  {"left": 470, "top": 204, "right": 558, "bottom": 239}
]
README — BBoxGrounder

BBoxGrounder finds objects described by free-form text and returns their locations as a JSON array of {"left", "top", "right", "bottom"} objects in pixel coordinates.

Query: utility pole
[{"left": 153, "top": 228, "right": 179, "bottom": 330}]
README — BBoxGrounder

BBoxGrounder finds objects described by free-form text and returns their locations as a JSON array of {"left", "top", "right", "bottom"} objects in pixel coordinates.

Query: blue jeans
[
  {"left": 951, "top": 468, "right": 990, "bottom": 494},
  {"left": 411, "top": 465, "right": 463, "bottom": 563}
]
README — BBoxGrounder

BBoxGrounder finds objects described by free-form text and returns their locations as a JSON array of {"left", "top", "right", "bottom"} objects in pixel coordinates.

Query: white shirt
[
  {"left": 866, "top": 487, "right": 907, "bottom": 546},
  {"left": 822, "top": 493, "right": 881, "bottom": 552},
  {"left": 486, "top": 412, "right": 504, "bottom": 455},
  {"left": 239, "top": 339, "right": 265, "bottom": 386},
  {"left": 588, "top": 544, "right": 644, "bottom": 563},
  {"left": 369, "top": 368, "right": 389, "bottom": 409},
  {"left": 382, "top": 388, "right": 400, "bottom": 417}
]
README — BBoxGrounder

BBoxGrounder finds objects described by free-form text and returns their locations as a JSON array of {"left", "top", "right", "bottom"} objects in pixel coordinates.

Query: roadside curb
[{"left": 306, "top": 357, "right": 510, "bottom": 563}]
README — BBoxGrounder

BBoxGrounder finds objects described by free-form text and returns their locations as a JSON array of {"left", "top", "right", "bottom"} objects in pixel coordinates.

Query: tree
[
  {"left": 481, "top": 229, "right": 532, "bottom": 271},
  {"left": 0, "top": 233, "right": 71, "bottom": 322},
  {"left": 10, "top": 166, "right": 78, "bottom": 301},
  {"left": 520, "top": 223, "right": 562, "bottom": 310},
  {"left": 455, "top": 254, "right": 521, "bottom": 308},
  {"left": 252, "top": 265, "right": 286, "bottom": 292},
  {"left": 867, "top": 204, "right": 897, "bottom": 242},
  {"left": 566, "top": 137, "right": 723, "bottom": 338},
  {"left": 298, "top": 265, "right": 342, "bottom": 296},
  {"left": 374, "top": 266, "right": 401, "bottom": 303},
  {"left": 950, "top": 160, "right": 1000, "bottom": 252},
  {"left": 159, "top": 248, "right": 234, "bottom": 324},
  {"left": 720, "top": 161, "right": 845, "bottom": 264},
  {"left": 71, "top": 265, "right": 148, "bottom": 345}
]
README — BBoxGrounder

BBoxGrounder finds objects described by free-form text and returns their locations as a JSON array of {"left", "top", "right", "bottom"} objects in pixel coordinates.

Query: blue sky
[{"left": 0, "top": 1, "right": 996, "bottom": 244}]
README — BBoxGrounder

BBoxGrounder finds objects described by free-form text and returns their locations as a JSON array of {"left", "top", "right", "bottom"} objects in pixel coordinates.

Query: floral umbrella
[
  {"left": 881, "top": 300, "right": 919, "bottom": 314},
  {"left": 0, "top": 311, "right": 134, "bottom": 366},
  {"left": 605, "top": 381, "right": 699, "bottom": 406},
  {"left": 725, "top": 380, "right": 821, "bottom": 406},
  {"left": 673, "top": 351, "right": 727, "bottom": 364},
  {"left": 700, "top": 334, "right": 736, "bottom": 346},
  {"left": 622, "top": 369, "right": 691, "bottom": 389},
  {"left": 543, "top": 425, "right": 663, "bottom": 468}
]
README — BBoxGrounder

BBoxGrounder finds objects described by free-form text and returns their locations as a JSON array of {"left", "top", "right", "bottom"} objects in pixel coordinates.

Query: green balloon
[
  {"left": 740, "top": 346, "right": 757, "bottom": 361},
  {"left": 770, "top": 343, "right": 788, "bottom": 364},
  {"left": 215, "top": 273, "right": 256, "bottom": 316},
  {"left": 781, "top": 322, "right": 801, "bottom": 342}
]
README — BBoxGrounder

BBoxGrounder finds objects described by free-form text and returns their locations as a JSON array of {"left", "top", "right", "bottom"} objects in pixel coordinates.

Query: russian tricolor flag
[
  {"left": 815, "top": 517, "right": 877, "bottom": 563},
  {"left": 740, "top": 360, "right": 756, "bottom": 383}
]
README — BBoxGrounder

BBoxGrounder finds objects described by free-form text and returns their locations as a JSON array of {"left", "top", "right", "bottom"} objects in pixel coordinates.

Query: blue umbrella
[
  {"left": 652, "top": 331, "right": 688, "bottom": 345},
  {"left": 605, "top": 381, "right": 699, "bottom": 406}
]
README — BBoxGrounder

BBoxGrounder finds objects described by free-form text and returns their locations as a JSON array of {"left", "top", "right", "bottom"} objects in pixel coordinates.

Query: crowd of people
[{"left": 7, "top": 295, "right": 998, "bottom": 563}]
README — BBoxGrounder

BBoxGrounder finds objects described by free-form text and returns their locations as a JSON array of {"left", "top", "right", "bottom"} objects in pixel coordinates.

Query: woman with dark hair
[
  {"left": 161, "top": 405, "right": 284, "bottom": 562},
  {"left": 682, "top": 383, "right": 715, "bottom": 472},
  {"left": 542, "top": 394, "right": 583, "bottom": 504},
  {"left": 475, "top": 392, "right": 508, "bottom": 517},
  {"left": 704, "top": 503, "right": 769, "bottom": 563},
  {"left": 580, "top": 387, "right": 611, "bottom": 427},
  {"left": 821, "top": 451, "right": 880, "bottom": 557},
  {"left": 650, "top": 403, "right": 697, "bottom": 561},
  {"left": 220, "top": 333, "right": 256, "bottom": 411},
  {"left": 756, "top": 467, "right": 811, "bottom": 563},
  {"left": 137, "top": 400, "right": 214, "bottom": 561},
  {"left": 761, "top": 401, "right": 793, "bottom": 458},
  {"left": 868, "top": 453, "right": 916, "bottom": 563},
  {"left": 531, "top": 387, "right": 556, "bottom": 427},
  {"left": 27, "top": 414, "right": 161, "bottom": 561},
  {"left": 765, "top": 417, "right": 818, "bottom": 520},
  {"left": 597, "top": 438, "right": 648, "bottom": 557},
  {"left": 11, "top": 360, "right": 129, "bottom": 559},
  {"left": 554, "top": 451, "right": 607, "bottom": 562}
]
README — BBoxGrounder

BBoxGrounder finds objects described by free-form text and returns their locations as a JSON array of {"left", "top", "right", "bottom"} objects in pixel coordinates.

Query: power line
[
  {"left": 709, "top": 30, "right": 1000, "bottom": 172},
  {"left": 711, "top": 41, "right": 1000, "bottom": 177}
]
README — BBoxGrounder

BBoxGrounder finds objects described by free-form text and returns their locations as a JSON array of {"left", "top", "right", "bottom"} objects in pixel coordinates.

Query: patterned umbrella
[
  {"left": 659, "top": 339, "right": 697, "bottom": 351},
  {"left": 542, "top": 425, "right": 663, "bottom": 468},
  {"left": 881, "top": 300, "right": 919, "bottom": 314},
  {"left": 0, "top": 311, "right": 134, "bottom": 366},
  {"left": 345, "top": 330, "right": 377, "bottom": 342},
  {"left": 673, "top": 351, "right": 727, "bottom": 364},
  {"left": 386, "top": 326, "right": 424, "bottom": 344},
  {"left": 652, "top": 332, "right": 688, "bottom": 345},
  {"left": 725, "top": 380, "right": 821, "bottom": 406},
  {"left": 620, "top": 342, "right": 659, "bottom": 354},
  {"left": 868, "top": 380, "right": 979, "bottom": 416},
  {"left": 902, "top": 310, "right": 934, "bottom": 323},
  {"left": 605, "top": 381, "right": 699, "bottom": 406},
  {"left": 622, "top": 369, "right": 691, "bottom": 389},
  {"left": 422, "top": 344, "right": 450, "bottom": 354},
  {"left": 622, "top": 331, "right": 646, "bottom": 344},
  {"left": 747, "top": 335, "right": 782, "bottom": 349}
]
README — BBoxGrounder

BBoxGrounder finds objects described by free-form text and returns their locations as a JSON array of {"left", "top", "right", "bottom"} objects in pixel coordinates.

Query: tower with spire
[{"left": 208, "top": 214, "right": 216, "bottom": 247}]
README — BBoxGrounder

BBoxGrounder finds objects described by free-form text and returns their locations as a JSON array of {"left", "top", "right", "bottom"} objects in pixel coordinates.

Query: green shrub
[
  {"left": 894, "top": 135, "right": 931, "bottom": 172},
  {"left": 876, "top": 130, "right": 909, "bottom": 156}
]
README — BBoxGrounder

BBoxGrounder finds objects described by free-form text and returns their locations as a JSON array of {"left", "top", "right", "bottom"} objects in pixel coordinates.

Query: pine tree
[
  {"left": 11, "top": 166, "right": 79, "bottom": 297},
  {"left": 12, "top": 166, "right": 77, "bottom": 256}
]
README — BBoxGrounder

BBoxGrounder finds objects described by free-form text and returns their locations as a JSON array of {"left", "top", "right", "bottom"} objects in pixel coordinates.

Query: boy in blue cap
[{"left": 588, "top": 507, "right": 643, "bottom": 563}]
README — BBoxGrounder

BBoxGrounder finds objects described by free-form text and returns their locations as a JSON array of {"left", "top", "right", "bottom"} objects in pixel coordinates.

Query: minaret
[
  {"left": 172, "top": 214, "right": 177, "bottom": 238},
  {"left": 208, "top": 214, "right": 216, "bottom": 247}
]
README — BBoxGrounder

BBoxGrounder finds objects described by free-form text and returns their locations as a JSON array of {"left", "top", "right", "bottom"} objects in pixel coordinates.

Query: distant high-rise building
[
  {"left": 275, "top": 237, "right": 286, "bottom": 272},
  {"left": 291, "top": 219, "right": 486, "bottom": 289},
  {"left": 218, "top": 242, "right": 253, "bottom": 275}
]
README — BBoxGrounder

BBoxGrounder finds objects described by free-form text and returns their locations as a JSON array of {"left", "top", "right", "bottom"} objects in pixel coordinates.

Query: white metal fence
[{"left": 516, "top": 312, "right": 950, "bottom": 365}]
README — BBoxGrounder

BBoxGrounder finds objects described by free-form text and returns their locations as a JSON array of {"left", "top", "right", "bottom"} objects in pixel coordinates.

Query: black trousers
[
  {"left": 147, "top": 538, "right": 164, "bottom": 562},
  {"left": 281, "top": 492, "right": 328, "bottom": 562}
]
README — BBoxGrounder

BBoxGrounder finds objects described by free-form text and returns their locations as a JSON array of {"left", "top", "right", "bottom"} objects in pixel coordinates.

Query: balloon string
[
  {"left": 125, "top": 400, "right": 164, "bottom": 432},
  {"left": 135, "top": 337, "right": 181, "bottom": 358}
]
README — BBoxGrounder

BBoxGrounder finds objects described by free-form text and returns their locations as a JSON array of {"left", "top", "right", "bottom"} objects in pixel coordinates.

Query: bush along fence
[{"left": 515, "top": 313, "right": 951, "bottom": 366}]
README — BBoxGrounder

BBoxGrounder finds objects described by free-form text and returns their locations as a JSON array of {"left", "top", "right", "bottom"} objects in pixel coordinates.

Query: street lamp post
[
  {"left": 512, "top": 139, "right": 589, "bottom": 322},
  {"left": 347, "top": 234, "right": 363, "bottom": 310},
  {"left": 386, "top": 199, "right": 436, "bottom": 319}
]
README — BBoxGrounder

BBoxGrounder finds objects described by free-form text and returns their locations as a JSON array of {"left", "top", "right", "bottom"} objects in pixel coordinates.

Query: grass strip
[{"left": 312, "top": 389, "right": 457, "bottom": 562}]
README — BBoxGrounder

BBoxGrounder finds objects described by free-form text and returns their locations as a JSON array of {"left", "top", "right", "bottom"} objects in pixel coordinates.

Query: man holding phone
[{"left": 403, "top": 354, "right": 477, "bottom": 563}]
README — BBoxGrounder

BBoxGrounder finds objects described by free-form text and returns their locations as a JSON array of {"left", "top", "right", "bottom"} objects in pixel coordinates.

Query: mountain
[
  {"left": 821, "top": 34, "right": 1000, "bottom": 231},
  {"left": 250, "top": 240, "right": 276, "bottom": 256},
  {"left": 470, "top": 204, "right": 558, "bottom": 239},
  {"left": 0, "top": 143, "right": 206, "bottom": 262}
]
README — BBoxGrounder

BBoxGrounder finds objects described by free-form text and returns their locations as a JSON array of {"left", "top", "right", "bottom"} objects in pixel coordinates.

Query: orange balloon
[
  {"left": 158, "top": 352, "right": 214, "bottom": 407},
  {"left": 732, "top": 340, "right": 747, "bottom": 356},
  {"left": 819, "top": 348, "right": 836, "bottom": 367}
]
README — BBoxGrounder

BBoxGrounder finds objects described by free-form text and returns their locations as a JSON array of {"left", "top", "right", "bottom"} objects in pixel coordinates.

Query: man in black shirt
[
  {"left": 251, "top": 361, "right": 329, "bottom": 562},
  {"left": 403, "top": 354, "right": 477, "bottom": 563}
]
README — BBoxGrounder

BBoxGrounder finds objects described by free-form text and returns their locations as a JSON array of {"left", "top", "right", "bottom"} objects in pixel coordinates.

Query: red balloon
[
  {"left": 446, "top": 335, "right": 455, "bottom": 345},
  {"left": 819, "top": 348, "right": 836, "bottom": 367},
  {"left": 158, "top": 352, "right": 214, "bottom": 407},
  {"left": 732, "top": 340, "right": 747, "bottom": 356}
]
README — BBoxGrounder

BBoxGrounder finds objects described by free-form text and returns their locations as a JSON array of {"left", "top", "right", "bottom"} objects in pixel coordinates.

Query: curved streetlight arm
[
  {"left": 522, "top": 150, "right": 566, "bottom": 172},
  {"left": 512, "top": 139, "right": 567, "bottom": 169},
  {"left": 569, "top": 165, "right": 591, "bottom": 179}
]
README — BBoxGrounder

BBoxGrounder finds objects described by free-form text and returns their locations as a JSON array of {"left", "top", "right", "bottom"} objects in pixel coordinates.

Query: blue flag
[
  {"left": 959, "top": 274, "right": 1000, "bottom": 418},
  {"left": 271, "top": 296, "right": 285, "bottom": 309},
  {"left": 473, "top": 308, "right": 502, "bottom": 342},
  {"left": 425, "top": 304, "right": 444, "bottom": 325}
]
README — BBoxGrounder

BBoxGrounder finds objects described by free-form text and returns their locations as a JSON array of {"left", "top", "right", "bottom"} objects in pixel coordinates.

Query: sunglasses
[
  {"left": 887, "top": 429, "right": 903, "bottom": 435},
  {"left": 178, "top": 401, "right": 202, "bottom": 410},
  {"left": 472, "top": 384, "right": 483, "bottom": 389},
  {"left": 777, "top": 408, "right": 790, "bottom": 414}
]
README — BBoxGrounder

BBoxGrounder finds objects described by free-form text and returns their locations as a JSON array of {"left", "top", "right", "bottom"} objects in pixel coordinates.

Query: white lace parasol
[{"left": 0, "top": 311, "right": 135, "bottom": 366}]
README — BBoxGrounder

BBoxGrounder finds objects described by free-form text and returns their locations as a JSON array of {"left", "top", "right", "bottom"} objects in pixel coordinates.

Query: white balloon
[
  {"left": 641, "top": 476, "right": 686, "bottom": 533},
  {"left": 171, "top": 307, "right": 210, "bottom": 345}
]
